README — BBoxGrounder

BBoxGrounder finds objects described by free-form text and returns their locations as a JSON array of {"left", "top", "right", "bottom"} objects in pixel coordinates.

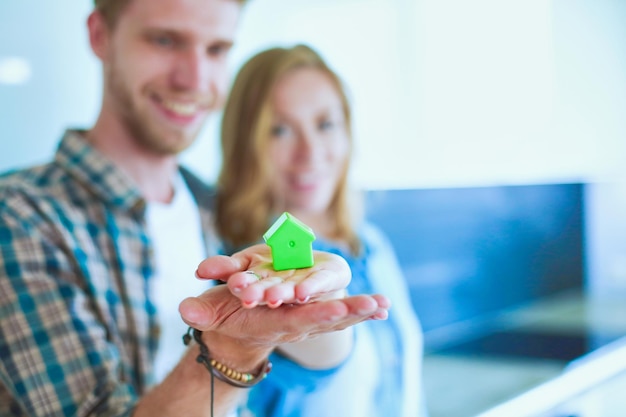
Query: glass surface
[{"left": 422, "top": 291, "right": 626, "bottom": 417}]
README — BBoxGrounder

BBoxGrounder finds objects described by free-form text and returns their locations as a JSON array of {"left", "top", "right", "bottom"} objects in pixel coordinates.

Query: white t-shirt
[{"left": 146, "top": 174, "right": 211, "bottom": 382}]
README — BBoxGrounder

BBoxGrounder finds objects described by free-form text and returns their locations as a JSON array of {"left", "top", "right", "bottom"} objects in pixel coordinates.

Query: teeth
[{"left": 162, "top": 100, "right": 199, "bottom": 116}]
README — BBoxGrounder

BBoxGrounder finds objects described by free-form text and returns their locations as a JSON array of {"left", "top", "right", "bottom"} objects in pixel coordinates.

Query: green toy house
[{"left": 263, "top": 212, "right": 316, "bottom": 271}]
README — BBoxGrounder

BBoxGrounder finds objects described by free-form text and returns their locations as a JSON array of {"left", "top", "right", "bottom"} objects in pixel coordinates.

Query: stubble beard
[{"left": 108, "top": 63, "right": 203, "bottom": 157}]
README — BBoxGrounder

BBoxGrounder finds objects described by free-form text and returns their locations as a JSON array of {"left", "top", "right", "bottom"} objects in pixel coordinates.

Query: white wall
[
  {"left": 1, "top": 0, "right": 625, "bottom": 188},
  {"left": 0, "top": 0, "right": 99, "bottom": 170},
  {"left": 185, "top": 0, "right": 626, "bottom": 189}
]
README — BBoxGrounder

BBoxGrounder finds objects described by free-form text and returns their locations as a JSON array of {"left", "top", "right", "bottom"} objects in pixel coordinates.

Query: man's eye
[
  {"left": 152, "top": 35, "right": 174, "bottom": 47},
  {"left": 208, "top": 44, "right": 229, "bottom": 57}
]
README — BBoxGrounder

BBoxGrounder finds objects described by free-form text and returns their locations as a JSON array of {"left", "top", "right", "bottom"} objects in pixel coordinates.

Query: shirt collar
[{"left": 54, "top": 129, "right": 145, "bottom": 213}]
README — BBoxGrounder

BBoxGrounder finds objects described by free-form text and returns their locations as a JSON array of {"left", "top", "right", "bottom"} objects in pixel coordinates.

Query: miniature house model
[{"left": 263, "top": 212, "right": 316, "bottom": 271}]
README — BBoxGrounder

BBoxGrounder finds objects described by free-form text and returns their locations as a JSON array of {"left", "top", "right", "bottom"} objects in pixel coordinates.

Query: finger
[
  {"left": 226, "top": 267, "right": 282, "bottom": 294},
  {"left": 238, "top": 276, "right": 291, "bottom": 308},
  {"left": 229, "top": 273, "right": 312, "bottom": 308},
  {"left": 230, "top": 268, "right": 300, "bottom": 306},
  {"left": 196, "top": 243, "right": 275, "bottom": 283},
  {"left": 370, "top": 293, "right": 391, "bottom": 308},
  {"left": 179, "top": 287, "right": 390, "bottom": 346},
  {"left": 286, "top": 295, "right": 389, "bottom": 338},
  {"left": 195, "top": 244, "right": 273, "bottom": 281},
  {"left": 229, "top": 244, "right": 273, "bottom": 271},
  {"left": 226, "top": 270, "right": 262, "bottom": 294},
  {"left": 370, "top": 294, "right": 391, "bottom": 320},
  {"left": 195, "top": 255, "right": 241, "bottom": 281},
  {"left": 227, "top": 250, "right": 350, "bottom": 306},
  {"left": 179, "top": 285, "right": 240, "bottom": 330},
  {"left": 293, "top": 255, "right": 351, "bottom": 302},
  {"left": 263, "top": 281, "right": 296, "bottom": 308},
  {"left": 231, "top": 270, "right": 311, "bottom": 307}
]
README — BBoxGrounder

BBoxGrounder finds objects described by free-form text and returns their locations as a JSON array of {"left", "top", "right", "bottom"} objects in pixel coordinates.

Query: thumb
[{"left": 178, "top": 285, "right": 238, "bottom": 330}]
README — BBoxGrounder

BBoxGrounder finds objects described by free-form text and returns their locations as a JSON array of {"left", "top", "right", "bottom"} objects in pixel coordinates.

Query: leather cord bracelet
[{"left": 183, "top": 327, "right": 272, "bottom": 388}]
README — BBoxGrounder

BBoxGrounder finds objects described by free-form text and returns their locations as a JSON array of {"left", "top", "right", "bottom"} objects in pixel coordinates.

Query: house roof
[{"left": 263, "top": 212, "right": 316, "bottom": 243}]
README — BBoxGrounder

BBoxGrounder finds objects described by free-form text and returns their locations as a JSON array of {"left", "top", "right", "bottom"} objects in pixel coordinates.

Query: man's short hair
[
  {"left": 93, "top": 0, "right": 130, "bottom": 28},
  {"left": 93, "top": 0, "right": 246, "bottom": 28}
]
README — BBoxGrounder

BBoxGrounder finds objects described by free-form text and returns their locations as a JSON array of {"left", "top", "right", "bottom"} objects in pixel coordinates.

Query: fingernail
[
  {"left": 267, "top": 299, "right": 283, "bottom": 308},
  {"left": 372, "top": 310, "right": 389, "bottom": 320},
  {"left": 297, "top": 296, "right": 310, "bottom": 304},
  {"left": 243, "top": 300, "right": 259, "bottom": 309}
]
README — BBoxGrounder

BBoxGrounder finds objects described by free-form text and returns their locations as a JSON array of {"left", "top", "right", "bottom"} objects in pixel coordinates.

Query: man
[{"left": 0, "top": 0, "right": 390, "bottom": 416}]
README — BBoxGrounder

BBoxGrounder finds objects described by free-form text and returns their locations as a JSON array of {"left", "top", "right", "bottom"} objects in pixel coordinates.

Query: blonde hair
[{"left": 216, "top": 44, "right": 361, "bottom": 253}]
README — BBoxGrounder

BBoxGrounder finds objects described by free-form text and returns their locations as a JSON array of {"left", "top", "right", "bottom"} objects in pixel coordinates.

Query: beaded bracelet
[{"left": 183, "top": 327, "right": 272, "bottom": 388}]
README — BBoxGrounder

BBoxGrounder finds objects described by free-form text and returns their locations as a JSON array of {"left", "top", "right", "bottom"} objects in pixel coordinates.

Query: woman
[{"left": 216, "top": 44, "right": 426, "bottom": 417}]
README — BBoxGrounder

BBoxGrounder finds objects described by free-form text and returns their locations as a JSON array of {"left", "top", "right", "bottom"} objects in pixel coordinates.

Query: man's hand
[
  {"left": 179, "top": 284, "right": 389, "bottom": 363},
  {"left": 178, "top": 245, "right": 390, "bottom": 368}
]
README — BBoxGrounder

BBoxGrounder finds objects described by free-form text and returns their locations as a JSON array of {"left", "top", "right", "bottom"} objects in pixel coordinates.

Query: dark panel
[
  {"left": 365, "top": 184, "right": 585, "bottom": 335},
  {"left": 437, "top": 330, "right": 622, "bottom": 362}
]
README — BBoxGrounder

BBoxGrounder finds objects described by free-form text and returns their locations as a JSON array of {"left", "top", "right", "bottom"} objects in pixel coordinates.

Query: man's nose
[{"left": 172, "top": 48, "right": 213, "bottom": 93}]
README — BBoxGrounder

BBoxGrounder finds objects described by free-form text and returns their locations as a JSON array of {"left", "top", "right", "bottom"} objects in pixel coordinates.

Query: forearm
[
  {"left": 135, "top": 335, "right": 271, "bottom": 417},
  {"left": 276, "top": 289, "right": 353, "bottom": 369},
  {"left": 277, "top": 327, "right": 353, "bottom": 370}
]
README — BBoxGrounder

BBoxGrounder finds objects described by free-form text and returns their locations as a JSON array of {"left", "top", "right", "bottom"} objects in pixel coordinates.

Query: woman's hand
[{"left": 195, "top": 244, "right": 351, "bottom": 308}]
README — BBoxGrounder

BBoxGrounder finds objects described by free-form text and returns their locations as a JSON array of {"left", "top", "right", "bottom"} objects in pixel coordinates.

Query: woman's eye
[
  {"left": 319, "top": 119, "right": 335, "bottom": 131},
  {"left": 271, "top": 124, "right": 292, "bottom": 138}
]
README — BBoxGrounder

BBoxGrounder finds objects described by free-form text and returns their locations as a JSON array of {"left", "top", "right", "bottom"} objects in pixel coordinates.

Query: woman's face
[{"left": 267, "top": 67, "right": 350, "bottom": 217}]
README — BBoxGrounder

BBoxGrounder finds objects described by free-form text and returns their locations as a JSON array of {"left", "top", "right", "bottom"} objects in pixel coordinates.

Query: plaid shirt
[{"left": 0, "top": 130, "right": 219, "bottom": 416}]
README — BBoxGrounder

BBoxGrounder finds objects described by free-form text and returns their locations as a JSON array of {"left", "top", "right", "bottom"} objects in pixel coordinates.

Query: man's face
[{"left": 103, "top": 0, "right": 240, "bottom": 155}]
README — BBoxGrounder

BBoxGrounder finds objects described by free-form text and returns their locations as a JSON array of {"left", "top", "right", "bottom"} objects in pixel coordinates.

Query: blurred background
[{"left": 1, "top": 1, "right": 626, "bottom": 416}]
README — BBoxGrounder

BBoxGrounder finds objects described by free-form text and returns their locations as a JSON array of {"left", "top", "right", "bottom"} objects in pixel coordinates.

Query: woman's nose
[{"left": 294, "top": 131, "right": 322, "bottom": 164}]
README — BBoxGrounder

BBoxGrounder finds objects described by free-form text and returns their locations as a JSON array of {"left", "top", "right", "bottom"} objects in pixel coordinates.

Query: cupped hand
[
  {"left": 195, "top": 244, "right": 351, "bottom": 308},
  {"left": 178, "top": 284, "right": 390, "bottom": 363}
]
